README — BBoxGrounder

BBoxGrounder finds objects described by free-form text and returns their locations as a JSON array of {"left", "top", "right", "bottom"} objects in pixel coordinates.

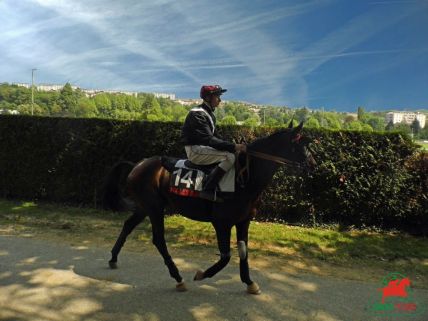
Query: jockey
[{"left": 181, "top": 85, "right": 246, "bottom": 199}]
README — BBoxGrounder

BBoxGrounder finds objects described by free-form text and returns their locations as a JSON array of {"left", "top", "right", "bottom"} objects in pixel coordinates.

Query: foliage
[
  {"left": 0, "top": 115, "right": 426, "bottom": 235},
  {"left": 2, "top": 83, "right": 427, "bottom": 137},
  {"left": 0, "top": 83, "right": 191, "bottom": 122}
]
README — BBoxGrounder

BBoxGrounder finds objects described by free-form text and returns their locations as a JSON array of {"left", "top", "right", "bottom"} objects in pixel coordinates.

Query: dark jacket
[{"left": 181, "top": 103, "right": 235, "bottom": 153}]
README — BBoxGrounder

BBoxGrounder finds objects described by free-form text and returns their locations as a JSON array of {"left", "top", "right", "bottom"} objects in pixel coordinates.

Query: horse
[{"left": 103, "top": 121, "right": 316, "bottom": 294}]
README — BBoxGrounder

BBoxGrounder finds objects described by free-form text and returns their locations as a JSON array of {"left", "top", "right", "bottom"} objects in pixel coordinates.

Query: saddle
[{"left": 160, "top": 156, "right": 237, "bottom": 202}]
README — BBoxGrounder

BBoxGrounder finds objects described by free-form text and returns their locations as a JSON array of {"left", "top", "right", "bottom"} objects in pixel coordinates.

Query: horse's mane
[{"left": 249, "top": 128, "right": 291, "bottom": 150}]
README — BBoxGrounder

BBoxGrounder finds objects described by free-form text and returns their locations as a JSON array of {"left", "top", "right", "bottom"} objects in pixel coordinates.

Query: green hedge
[{"left": 0, "top": 115, "right": 426, "bottom": 234}]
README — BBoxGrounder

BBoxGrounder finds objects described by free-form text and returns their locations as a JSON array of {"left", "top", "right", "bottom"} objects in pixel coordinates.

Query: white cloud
[{"left": 0, "top": 0, "right": 425, "bottom": 107}]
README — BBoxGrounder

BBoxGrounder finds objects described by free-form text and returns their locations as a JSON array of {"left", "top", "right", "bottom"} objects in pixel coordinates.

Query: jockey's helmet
[{"left": 200, "top": 85, "right": 227, "bottom": 100}]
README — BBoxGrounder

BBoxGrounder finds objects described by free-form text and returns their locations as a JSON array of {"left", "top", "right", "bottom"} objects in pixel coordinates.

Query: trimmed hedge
[{"left": 0, "top": 115, "right": 426, "bottom": 234}]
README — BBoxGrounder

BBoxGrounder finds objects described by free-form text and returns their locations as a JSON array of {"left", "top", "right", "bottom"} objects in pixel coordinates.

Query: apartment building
[{"left": 385, "top": 112, "right": 426, "bottom": 128}]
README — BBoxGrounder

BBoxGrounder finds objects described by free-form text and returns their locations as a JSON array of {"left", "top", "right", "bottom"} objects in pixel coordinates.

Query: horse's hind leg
[
  {"left": 149, "top": 213, "right": 185, "bottom": 291},
  {"left": 109, "top": 209, "right": 146, "bottom": 269}
]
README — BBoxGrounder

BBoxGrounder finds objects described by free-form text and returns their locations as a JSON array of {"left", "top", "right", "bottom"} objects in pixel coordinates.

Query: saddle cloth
[{"left": 161, "top": 157, "right": 235, "bottom": 198}]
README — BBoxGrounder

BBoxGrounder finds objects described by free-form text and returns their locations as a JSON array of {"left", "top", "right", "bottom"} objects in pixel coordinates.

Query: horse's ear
[
  {"left": 288, "top": 118, "right": 294, "bottom": 129},
  {"left": 293, "top": 121, "right": 304, "bottom": 134},
  {"left": 291, "top": 121, "right": 304, "bottom": 142}
]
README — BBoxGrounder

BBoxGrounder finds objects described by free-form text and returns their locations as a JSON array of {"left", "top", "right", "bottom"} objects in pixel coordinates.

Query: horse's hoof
[
  {"left": 193, "top": 270, "right": 204, "bottom": 281},
  {"left": 109, "top": 260, "right": 118, "bottom": 269},
  {"left": 176, "top": 282, "right": 187, "bottom": 292},
  {"left": 247, "top": 282, "right": 261, "bottom": 295}
]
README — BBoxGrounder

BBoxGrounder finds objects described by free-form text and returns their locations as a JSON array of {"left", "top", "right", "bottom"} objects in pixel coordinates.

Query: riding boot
[
  {"left": 203, "top": 166, "right": 226, "bottom": 191},
  {"left": 199, "top": 166, "right": 226, "bottom": 202}
]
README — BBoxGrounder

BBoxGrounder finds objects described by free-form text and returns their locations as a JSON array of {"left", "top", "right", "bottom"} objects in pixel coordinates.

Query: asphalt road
[{"left": 0, "top": 235, "right": 427, "bottom": 321}]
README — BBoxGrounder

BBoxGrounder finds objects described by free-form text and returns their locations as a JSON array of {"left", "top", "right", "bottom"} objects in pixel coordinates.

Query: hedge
[{"left": 0, "top": 115, "right": 426, "bottom": 235}]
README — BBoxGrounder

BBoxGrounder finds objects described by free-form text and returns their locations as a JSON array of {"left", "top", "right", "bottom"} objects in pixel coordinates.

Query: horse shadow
[{"left": 3, "top": 236, "right": 427, "bottom": 321}]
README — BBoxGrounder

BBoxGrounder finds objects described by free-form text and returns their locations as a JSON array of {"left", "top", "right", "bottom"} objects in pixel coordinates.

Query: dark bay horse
[{"left": 103, "top": 122, "right": 316, "bottom": 294}]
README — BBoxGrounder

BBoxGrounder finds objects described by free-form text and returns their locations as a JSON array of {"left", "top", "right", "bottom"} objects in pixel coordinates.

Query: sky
[{"left": 1, "top": 0, "right": 427, "bottom": 112}]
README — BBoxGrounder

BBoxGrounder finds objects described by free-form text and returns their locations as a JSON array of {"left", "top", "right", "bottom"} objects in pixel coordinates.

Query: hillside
[{"left": 1, "top": 82, "right": 427, "bottom": 138}]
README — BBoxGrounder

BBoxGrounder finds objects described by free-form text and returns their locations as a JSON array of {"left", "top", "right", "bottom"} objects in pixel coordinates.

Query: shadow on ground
[{"left": 1, "top": 235, "right": 427, "bottom": 321}]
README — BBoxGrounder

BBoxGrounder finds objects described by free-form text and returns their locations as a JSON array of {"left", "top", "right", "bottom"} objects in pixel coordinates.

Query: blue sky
[{"left": 1, "top": 0, "right": 427, "bottom": 111}]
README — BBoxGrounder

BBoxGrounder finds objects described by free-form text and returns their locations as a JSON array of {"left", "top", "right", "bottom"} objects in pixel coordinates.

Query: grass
[
  {"left": 415, "top": 139, "right": 428, "bottom": 150},
  {"left": 0, "top": 199, "right": 427, "bottom": 288}
]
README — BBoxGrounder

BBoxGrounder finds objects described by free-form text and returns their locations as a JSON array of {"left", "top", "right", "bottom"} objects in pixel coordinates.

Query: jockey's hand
[{"left": 235, "top": 144, "right": 247, "bottom": 153}]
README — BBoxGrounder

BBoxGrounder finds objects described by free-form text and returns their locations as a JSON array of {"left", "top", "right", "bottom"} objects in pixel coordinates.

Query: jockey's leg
[
  {"left": 185, "top": 146, "right": 235, "bottom": 199},
  {"left": 202, "top": 165, "right": 226, "bottom": 191},
  {"left": 185, "top": 145, "right": 235, "bottom": 170}
]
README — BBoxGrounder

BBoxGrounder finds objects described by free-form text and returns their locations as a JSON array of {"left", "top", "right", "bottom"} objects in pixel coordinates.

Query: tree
[
  {"left": 243, "top": 116, "right": 260, "bottom": 127},
  {"left": 265, "top": 117, "right": 279, "bottom": 127},
  {"left": 306, "top": 117, "right": 320, "bottom": 128},
  {"left": 346, "top": 120, "right": 363, "bottom": 131},
  {"left": 410, "top": 119, "right": 422, "bottom": 135},
  {"left": 295, "top": 107, "right": 310, "bottom": 122},
  {"left": 395, "top": 121, "right": 411, "bottom": 135},
  {"left": 17, "top": 103, "right": 44, "bottom": 115},
  {"left": 367, "top": 116, "right": 385, "bottom": 131},
  {"left": 125, "top": 95, "right": 140, "bottom": 112},
  {"left": 111, "top": 95, "right": 127, "bottom": 111},
  {"left": 59, "top": 83, "right": 78, "bottom": 116},
  {"left": 357, "top": 106, "right": 366, "bottom": 121},
  {"left": 417, "top": 124, "right": 428, "bottom": 139},
  {"left": 76, "top": 96, "right": 98, "bottom": 117},
  {"left": 220, "top": 115, "right": 237, "bottom": 125},
  {"left": 323, "top": 112, "right": 341, "bottom": 129},
  {"left": 361, "top": 123, "right": 374, "bottom": 132},
  {"left": 385, "top": 120, "right": 394, "bottom": 131},
  {"left": 170, "top": 104, "right": 188, "bottom": 122},
  {"left": 94, "top": 93, "right": 113, "bottom": 117},
  {"left": 143, "top": 95, "right": 162, "bottom": 120}
]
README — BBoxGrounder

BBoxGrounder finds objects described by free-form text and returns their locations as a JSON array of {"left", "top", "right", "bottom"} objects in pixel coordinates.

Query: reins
[
  {"left": 236, "top": 149, "right": 302, "bottom": 187},
  {"left": 246, "top": 149, "right": 301, "bottom": 167}
]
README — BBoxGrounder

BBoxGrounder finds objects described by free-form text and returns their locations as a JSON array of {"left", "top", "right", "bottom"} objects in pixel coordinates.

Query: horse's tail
[{"left": 102, "top": 161, "right": 136, "bottom": 212}]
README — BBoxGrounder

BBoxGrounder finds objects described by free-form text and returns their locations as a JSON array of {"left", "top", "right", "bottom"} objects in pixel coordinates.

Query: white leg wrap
[{"left": 238, "top": 241, "right": 247, "bottom": 260}]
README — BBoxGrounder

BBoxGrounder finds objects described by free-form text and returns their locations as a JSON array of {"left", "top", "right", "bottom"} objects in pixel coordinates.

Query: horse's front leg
[
  {"left": 236, "top": 219, "right": 261, "bottom": 294},
  {"left": 194, "top": 223, "right": 231, "bottom": 281}
]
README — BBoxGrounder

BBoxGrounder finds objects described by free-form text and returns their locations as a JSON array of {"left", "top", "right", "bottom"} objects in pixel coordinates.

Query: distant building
[
  {"left": 385, "top": 112, "right": 426, "bottom": 128},
  {"left": 153, "top": 92, "right": 175, "bottom": 100},
  {"left": 0, "top": 109, "right": 19, "bottom": 115},
  {"left": 12, "top": 82, "right": 30, "bottom": 88},
  {"left": 83, "top": 89, "right": 138, "bottom": 98},
  {"left": 11, "top": 83, "right": 175, "bottom": 100},
  {"left": 346, "top": 113, "right": 358, "bottom": 120},
  {"left": 37, "top": 84, "right": 77, "bottom": 91},
  {"left": 175, "top": 99, "right": 201, "bottom": 106}
]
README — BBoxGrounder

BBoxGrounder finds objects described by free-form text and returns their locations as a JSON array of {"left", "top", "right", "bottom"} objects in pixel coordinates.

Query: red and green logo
[{"left": 367, "top": 272, "right": 426, "bottom": 317}]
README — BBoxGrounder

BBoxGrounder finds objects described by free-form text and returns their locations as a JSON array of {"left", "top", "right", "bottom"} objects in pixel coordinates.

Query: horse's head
[
  {"left": 286, "top": 121, "right": 317, "bottom": 172},
  {"left": 249, "top": 121, "right": 317, "bottom": 172}
]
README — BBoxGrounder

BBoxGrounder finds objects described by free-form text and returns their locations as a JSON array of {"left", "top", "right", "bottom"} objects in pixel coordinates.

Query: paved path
[{"left": 0, "top": 235, "right": 427, "bottom": 321}]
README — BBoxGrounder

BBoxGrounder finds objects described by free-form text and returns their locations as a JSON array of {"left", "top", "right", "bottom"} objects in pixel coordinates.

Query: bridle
[
  {"left": 236, "top": 147, "right": 311, "bottom": 187},
  {"left": 246, "top": 149, "right": 302, "bottom": 167}
]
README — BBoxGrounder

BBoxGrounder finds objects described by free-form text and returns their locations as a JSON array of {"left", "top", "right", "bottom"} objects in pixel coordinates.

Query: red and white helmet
[{"left": 200, "top": 85, "right": 227, "bottom": 99}]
